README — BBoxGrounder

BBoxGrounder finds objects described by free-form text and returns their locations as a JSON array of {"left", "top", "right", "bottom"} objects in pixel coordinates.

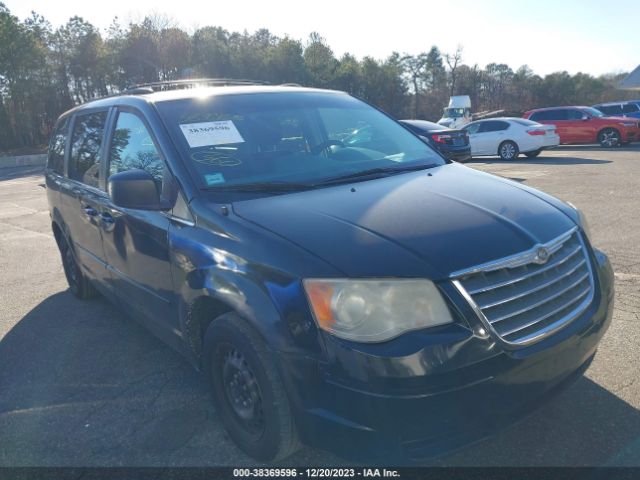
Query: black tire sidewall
[
  {"left": 58, "top": 234, "right": 97, "bottom": 299},
  {"left": 59, "top": 236, "right": 81, "bottom": 296},
  {"left": 203, "top": 314, "right": 294, "bottom": 461}
]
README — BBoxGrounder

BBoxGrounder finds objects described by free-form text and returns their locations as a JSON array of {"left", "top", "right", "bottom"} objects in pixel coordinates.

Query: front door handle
[
  {"left": 100, "top": 212, "right": 115, "bottom": 225},
  {"left": 83, "top": 205, "right": 98, "bottom": 217}
]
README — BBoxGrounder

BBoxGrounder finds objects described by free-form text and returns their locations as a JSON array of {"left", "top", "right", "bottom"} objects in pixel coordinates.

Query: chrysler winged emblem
[{"left": 534, "top": 246, "right": 550, "bottom": 265}]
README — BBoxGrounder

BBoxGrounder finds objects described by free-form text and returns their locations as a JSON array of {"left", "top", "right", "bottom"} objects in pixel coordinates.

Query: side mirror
[
  {"left": 582, "top": 115, "right": 591, "bottom": 121},
  {"left": 108, "top": 169, "right": 161, "bottom": 210}
]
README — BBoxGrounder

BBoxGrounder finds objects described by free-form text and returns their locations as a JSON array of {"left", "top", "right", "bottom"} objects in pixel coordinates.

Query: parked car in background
[
  {"left": 399, "top": 119, "right": 471, "bottom": 162},
  {"left": 461, "top": 118, "right": 559, "bottom": 160},
  {"left": 592, "top": 100, "right": 640, "bottom": 120},
  {"left": 523, "top": 106, "right": 640, "bottom": 147}
]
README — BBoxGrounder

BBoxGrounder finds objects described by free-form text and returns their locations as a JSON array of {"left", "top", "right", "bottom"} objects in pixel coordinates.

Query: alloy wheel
[
  {"left": 600, "top": 130, "right": 620, "bottom": 147},
  {"left": 501, "top": 143, "right": 516, "bottom": 160}
]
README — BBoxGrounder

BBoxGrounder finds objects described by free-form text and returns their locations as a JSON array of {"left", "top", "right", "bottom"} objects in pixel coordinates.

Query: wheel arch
[
  {"left": 179, "top": 272, "right": 307, "bottom": 369},
  {"left": 598, "top": 126, "right": 621, "bottom": 141},
  {"left": 183, "top": 294, "right": 235, "bottom": 366}
]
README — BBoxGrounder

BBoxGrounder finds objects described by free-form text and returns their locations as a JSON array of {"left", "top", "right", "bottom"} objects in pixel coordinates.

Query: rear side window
[
  {"left": 623, "top": 103, "right": 639, "bottom": 114},
  {"left": 566, "top": 109, "right": 585, "bottom": 120},
  {"left": 47, "top": 117, "right": 69, "bottom": 174},
  {"left": 479, "top": 121, "right": 509, "bottom": 133},
  {"left": 108, "top": 111, "right": 164, "bottom": 182},
  {"left": 69, "top": 111, "right": 108, "bottom": 188},
  {"left": 530, "top": 110, "right": 567, "bottom": 121}
]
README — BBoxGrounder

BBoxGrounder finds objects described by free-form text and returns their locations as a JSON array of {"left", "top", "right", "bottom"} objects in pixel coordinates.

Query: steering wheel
[{"left": 310, "top": 139, "right": 345, "bottom": 155}]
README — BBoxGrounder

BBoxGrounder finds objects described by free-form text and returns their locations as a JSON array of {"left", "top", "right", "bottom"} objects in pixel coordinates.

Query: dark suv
[{"left": 46, "top": 81, "right": 614, "bottom": 463}]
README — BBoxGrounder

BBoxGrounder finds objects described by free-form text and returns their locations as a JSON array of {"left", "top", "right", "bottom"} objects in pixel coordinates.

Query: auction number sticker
[{"left": 180, "top": 120, "right": 244, "bottom": 148}]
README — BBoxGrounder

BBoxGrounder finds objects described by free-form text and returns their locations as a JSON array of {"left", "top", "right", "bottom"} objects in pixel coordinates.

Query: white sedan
[{"left": 463, "top": 118, "right": 560, "bottom": 160}]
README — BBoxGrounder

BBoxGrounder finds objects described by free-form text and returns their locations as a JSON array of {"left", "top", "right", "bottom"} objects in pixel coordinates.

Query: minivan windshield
[{"left": 156, "top": 91, "right": 444, "bottom": 190}]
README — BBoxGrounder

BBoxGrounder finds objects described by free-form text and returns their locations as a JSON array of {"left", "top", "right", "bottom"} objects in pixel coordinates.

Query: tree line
[{"left": 0, "top": 2, "right": 635, "bottom": 151}]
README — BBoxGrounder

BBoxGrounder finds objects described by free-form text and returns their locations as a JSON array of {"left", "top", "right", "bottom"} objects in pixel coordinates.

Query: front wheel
[
  {"left": 598, "top": 128, "right": 621, "bottom": 148},
  {"left": 203, "top": 313, "right": 299, "bottom": 461},
  {"left": 524, "top": 149, "right": 542, "bottom": 158},
  {"left": 498, "top": 141, "right": 519, "bottom": 161}
]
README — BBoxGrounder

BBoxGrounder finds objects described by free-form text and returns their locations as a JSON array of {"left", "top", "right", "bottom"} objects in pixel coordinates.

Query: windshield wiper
[
  {"left": 201, "top": 164, "right": 439, "bottom": 192},
  {"left": 201, "top": 181, "right": 314, "bottom": 192},
  {"left": 315, "top": 163, "right": 439, "bottom": 186}
]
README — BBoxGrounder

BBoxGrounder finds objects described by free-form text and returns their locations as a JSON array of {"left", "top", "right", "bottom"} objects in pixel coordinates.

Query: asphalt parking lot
[{"left": 1, "top": 146, "right": 639, "bottom": 467}]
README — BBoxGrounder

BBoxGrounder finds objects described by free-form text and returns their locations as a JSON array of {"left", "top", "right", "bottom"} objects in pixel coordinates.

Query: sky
[{"left": 4, "top": 0, "right": 640, "bottom": 76}]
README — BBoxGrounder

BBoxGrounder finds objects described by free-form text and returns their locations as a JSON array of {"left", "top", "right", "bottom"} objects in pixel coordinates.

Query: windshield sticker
[
  {"left": 179, "top": 121, "right": 244, "bottom": 148},
  {"left": 204, "top": 173, "right": 226, "bottom": 185},
  {"left": 191, "top": 151, "right": 242, "bottom": 167}
]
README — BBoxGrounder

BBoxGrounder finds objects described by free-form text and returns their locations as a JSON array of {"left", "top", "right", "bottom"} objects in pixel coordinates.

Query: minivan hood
[{"left": 232, "top": 163, "right": 576, "bottom": 279}]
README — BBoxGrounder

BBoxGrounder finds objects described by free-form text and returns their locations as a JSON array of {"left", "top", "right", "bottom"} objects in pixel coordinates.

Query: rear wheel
[
  {"left": 58, "top": 235, "right": 98, "bottom": 300},
  {"left": 598, "top": 128, "right": 621, "bottom": 148},
  {"left": 524, "top": 149, "right": 542, "bottom": 158},
  {"left": 203, "top": 313, "right": 299, "bottom": 461},
  {"left": 498, "top": 141, "right": 519, "bottom": 161}
]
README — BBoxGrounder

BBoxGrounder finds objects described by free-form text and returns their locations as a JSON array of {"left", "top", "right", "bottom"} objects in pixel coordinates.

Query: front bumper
[
  {"left": 280, "top": 248, "right": 614, "bottom": 462},
  {"left": 624, "top": 129, "right": 640, "bottom": 142}
]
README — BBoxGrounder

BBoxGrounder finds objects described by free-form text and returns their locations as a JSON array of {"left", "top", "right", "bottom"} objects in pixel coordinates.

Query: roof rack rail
[{"left": 123, "top": 78, "right": 268, "bottom": 93}]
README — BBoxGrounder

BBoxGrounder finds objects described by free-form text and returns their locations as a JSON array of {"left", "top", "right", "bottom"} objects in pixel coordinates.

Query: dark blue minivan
[{"left": 45, "top": 82, "right": 614, "bottom": 463}]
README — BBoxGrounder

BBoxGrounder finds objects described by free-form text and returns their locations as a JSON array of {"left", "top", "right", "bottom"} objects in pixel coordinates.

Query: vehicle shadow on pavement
[
  {"left": 0, "top": 291, "right": 343, "bottom": 466},
  {"left": 1, "top": 291, "right": 638, "bottom": 466}
]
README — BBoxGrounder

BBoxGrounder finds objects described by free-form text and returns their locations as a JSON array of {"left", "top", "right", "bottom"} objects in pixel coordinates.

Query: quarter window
[
  {"left": 69, "top": 111, "right": 108, "bottom": 188},
  {"left": 623, "top": 103, "right": 639, "bottom": 114},
  {"left": 108, "top": 112, "right": 164, "bottom": 182},
  {"left": 48, "top": 117, "right": 69, "bottom": 174}
]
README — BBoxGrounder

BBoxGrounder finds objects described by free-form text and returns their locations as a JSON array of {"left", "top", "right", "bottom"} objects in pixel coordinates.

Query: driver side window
[
  {"left": 108, "top": 111, "right": 165, "bottom": 183},
  {"left": 465, "top": 123, "right": 481, "bottom": 134}
]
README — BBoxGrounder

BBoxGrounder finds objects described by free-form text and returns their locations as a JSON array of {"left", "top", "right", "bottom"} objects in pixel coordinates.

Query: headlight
[
  {"left": 303, "top": 279, "right": 453, "bottom": 342},
  {"left": 568, "top": 202, "right": 592, "bottom": 239}
]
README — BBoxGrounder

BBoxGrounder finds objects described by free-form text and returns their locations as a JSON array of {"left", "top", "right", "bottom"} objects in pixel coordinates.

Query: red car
[{"left": 523, "top": 106, "right": 640, "bottom": 147}]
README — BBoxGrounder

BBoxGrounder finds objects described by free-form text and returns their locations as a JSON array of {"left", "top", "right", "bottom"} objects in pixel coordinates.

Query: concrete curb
[{"left": 0, "top": 154, "right": 47, "bottom": 169}]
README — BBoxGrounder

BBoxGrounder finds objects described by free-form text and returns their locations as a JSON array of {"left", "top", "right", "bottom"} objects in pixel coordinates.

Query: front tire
[
  {"left": 598, "top": 128, "right": 621, "bottom": 148},
  {"left": 524, "top": 149, "right": 542, "bottom": 158},
  {"left": 498, "top": 141, "right": 519, "bottom": 161},
  {"left": 58, "top": 235, "right": 98, "bottom": 299},
  {"left": 203, "top": 313, "right": 299, "bottom": 462}
]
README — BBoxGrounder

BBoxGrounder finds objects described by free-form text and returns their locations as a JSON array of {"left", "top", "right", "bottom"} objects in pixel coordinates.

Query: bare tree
[
  {"left": 401, "top": 53, "right": 429, "bottom": 118},
  {"left": 445, "top": 45, "right": 463, "bottom": 96}
]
